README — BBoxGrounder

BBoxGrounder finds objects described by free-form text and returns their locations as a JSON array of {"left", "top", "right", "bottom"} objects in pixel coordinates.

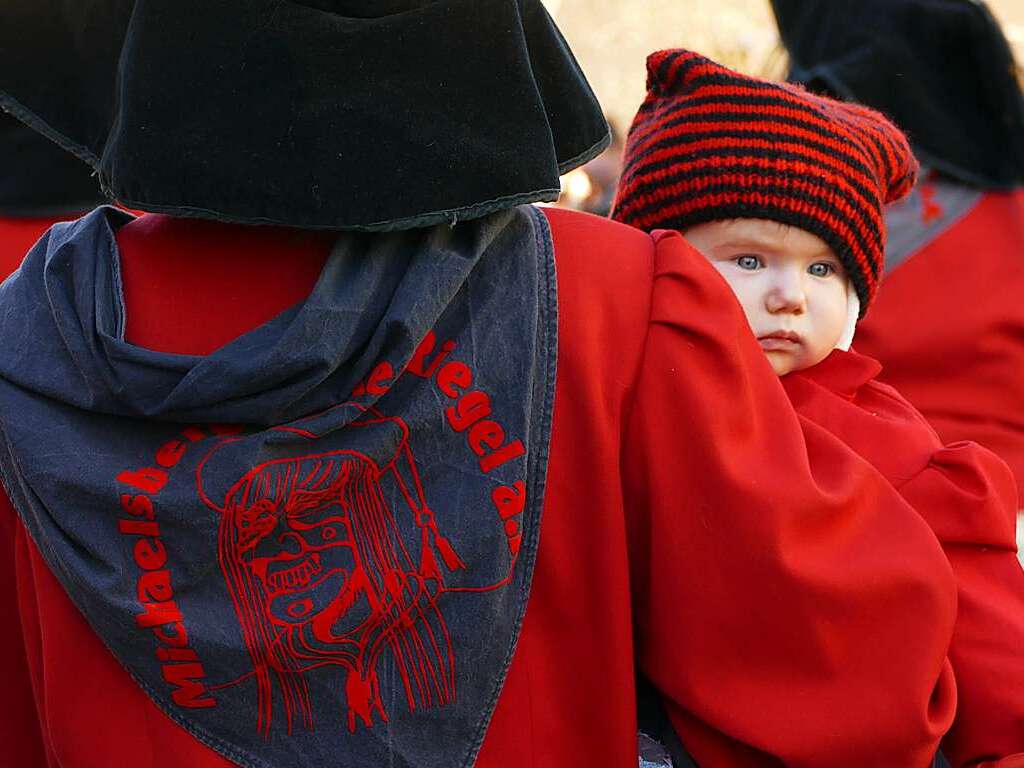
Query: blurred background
[
  {"left": 543, "top": 0, "right": 1024, "bottom": 211},
  {"left": 544, "top": 0, "right": 1024, "bottom": 130}
]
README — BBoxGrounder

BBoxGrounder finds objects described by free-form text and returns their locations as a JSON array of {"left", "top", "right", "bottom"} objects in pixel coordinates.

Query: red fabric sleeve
[
  {"left": 623, "top": 231, "right": 959, "bottom": 767},
  {"left": 0, "top": 492, "right": 48, "bottom": 767},
  {"left": 785, "top": 355, "right": 1024, "bottom": 765},
  {"left": 897, "top": 444, "right": 1024, "bottom": 765}
]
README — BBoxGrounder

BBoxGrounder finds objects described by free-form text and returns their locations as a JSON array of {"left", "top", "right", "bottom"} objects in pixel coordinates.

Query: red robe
[
  {"left": 857, "top": 188, "right": 1024, "bottom": 497},
  {"left": 0, "top": 207, "right": 975, "bottom": 766},
  {"left": 783, "top": 349, "right": 1024, "bottom": 767},
  {"left": 0, "top": 215, "right": 74, "bottom": 277}
]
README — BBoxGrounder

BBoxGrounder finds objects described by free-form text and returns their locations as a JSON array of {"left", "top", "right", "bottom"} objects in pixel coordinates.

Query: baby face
[{"left": 684, "top": 219, "right": 849, "bottom": 376}]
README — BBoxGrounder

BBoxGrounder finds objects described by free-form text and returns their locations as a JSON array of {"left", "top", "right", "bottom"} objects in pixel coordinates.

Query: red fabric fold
[{"left": 784, "top": 347, "right": 1024, "bottom": 766}]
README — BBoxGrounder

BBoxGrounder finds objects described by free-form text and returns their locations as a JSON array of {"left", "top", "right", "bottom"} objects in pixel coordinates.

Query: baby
[
  {"left": 683, "top": 216, "right": 859, "bottom": 375},
  {"left": 615, "top": 50, "right": 1024, "bottom": 768}
]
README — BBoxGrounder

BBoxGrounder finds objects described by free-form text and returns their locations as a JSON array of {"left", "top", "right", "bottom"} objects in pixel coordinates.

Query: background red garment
[
  {"left": 0, "top": 215, "right": 73, "bottom": 277},
  {"left": 1, "top": 208, "right": 961, "bottom": 766},
  {"left": 0, "top": 212, "right": 93, "bottom": 768},
  {"left": 783, "top": 350, "right": 1024, "bottom": 767},
  {"left": 856, "top": 189, "right": 1024, "bottom": 497}
]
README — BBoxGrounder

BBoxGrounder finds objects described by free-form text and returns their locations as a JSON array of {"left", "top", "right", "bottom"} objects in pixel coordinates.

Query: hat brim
[{"left": 0, "top": 0, "right": 609, "bottom": 230}]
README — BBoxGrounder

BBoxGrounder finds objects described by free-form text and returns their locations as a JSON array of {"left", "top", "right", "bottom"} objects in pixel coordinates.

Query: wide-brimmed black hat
[
  {"left": 772, "top": 0, "right": 1024, "bottom": 188},
  {"left": 0, "top": 113, "right": 104, "bottom": 217},
  {"left": 0, "top": 0, "right": 609, "bottom": 230}
]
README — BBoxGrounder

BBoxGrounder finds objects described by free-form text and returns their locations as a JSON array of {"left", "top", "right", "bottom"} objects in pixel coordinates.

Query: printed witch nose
[{"left": 276, "top": 530, "right": 307, "bottom": 556}]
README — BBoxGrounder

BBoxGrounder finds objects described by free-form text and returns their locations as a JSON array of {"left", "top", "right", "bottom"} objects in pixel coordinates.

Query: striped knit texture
[{"left": 611, "top": 50, "right": 918, "bottom": 312}]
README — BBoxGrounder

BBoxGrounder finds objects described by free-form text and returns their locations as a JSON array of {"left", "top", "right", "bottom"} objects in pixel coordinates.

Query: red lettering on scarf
[
  {"left": 120, "top": 493, "right": 155, "bottom": 519},
  {"left": 385, "top": 330, "right": 532, "bottom": 555},
  {"left": 156, "top": 439, "right": 188, "bottom": 468},
  {"left": 157, "top": 647, "right": 199, "bottom": 663},
  {"left": 406, "top": 331, "right": 456, "bottom": 379},
  {"left": 351, "top": 361, "right": 396, "bottom": 398},
  {"left": 134, "top": 538, "right": 168, "bottom": 570},
  {"left": 115, "top": 424, "right": 223, "bottom": 709},
  {"left": 135, "top": 599, "right": 184, "bottom": 628},
  {"left": 116, "top": 467, "right": 168, "bottom": 494},
  {"left": 138, "top": 570, "right": 174, "bottom": 602},
  {"left": 479, "top": 440, "right": 524, "bottom": 474},
  {"left": 446, "top": 390, "right": 491, "bottom": 431},
  {"left": 437, "top": 361, "right": 472, "bottom": 397},
  {"left": 163, "top": 663, "right": 216, "bottom": 709}
]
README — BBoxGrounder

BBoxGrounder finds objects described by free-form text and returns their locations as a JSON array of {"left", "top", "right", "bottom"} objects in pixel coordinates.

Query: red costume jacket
[
  {"left": 857, "top": 188, "right": 1024, "bottom": 498},
  {"left": 783, "top": 350, "right": 1024, "bottom": 767},
  {"left": 0, "top": 216, "right": 70, "bottom": 277},
  {"left": 0, "top": 207, "right": 980, "bottom": 766}
]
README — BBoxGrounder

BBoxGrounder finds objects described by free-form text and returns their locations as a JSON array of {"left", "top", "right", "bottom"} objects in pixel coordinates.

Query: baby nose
[{"left": 765, "top": 272, "right": 807, "bottom": 314}]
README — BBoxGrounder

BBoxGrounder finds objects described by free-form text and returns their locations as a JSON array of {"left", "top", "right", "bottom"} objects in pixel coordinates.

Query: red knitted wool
[{"left": 611, "top": 50, "right": 918, "bottom": 312}]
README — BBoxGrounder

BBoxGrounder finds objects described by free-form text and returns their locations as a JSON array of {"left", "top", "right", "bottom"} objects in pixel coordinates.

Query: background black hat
[
  {"left": 0, "top": 0, "right": 609, "bottom": 230},
  {"left": 771, "top": 0, "right": 1024, "bottom": 188},
  {"left": 0, "top": 113, "right": 104, "bottom": 217}
]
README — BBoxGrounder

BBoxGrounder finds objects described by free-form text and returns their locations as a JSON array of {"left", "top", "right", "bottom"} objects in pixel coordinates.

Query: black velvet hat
[
  {"left": 0, "top": 113, "right": 104, "bottom": 217},
  {"left": 0, "top": 0, "right": 609, "bottom": 230},
  {"left": 772, "top": 0, "right": 1024, "bottom": 188}
]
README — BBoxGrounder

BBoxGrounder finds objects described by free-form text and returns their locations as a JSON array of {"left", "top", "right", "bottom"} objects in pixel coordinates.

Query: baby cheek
[
  {"left": 812, "top": 286, "right": 850, "bottom": 353},
  {"left": 711, "top": 268, "right": 761, "bottom": 326}
]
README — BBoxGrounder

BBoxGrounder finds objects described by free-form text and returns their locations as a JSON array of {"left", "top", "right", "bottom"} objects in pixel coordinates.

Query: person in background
[
  {"left": 0, "top": 1, "right": 973, "bottom": 765},
  {"left": 0, "top": 112, "right": 104, "bottom": 274},
  {"left": 554, "top": 119, "right": 623, "bottom": 215},
  {"left": 580, "top": 119, "right": 625, "bottom": 216},
  {"left": 772, "top": 0, "right": 1024, "bottom": 561}
]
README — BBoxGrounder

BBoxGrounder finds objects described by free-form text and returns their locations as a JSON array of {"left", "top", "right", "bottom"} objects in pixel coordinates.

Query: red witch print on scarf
[{"left": 197, "top": 403, "right": 466, "bottom": 737}]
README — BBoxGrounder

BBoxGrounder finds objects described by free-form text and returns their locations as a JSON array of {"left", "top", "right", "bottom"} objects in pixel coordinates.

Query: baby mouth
[
  {"left": 265, "top": 553, "right": 322, "bottom": 594},
  {"left": 758, "top": 331, "right": 801, "bottom": 350}
]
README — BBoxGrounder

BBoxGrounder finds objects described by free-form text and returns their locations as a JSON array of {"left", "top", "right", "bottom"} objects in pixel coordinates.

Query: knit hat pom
[
  {"left": 837, "top": 101, "right": 919, "bottom": 204},
  {"left": 645, "top": 49, "right": 703, "bottom": 94},
  {"left": 616, "top": 49, "right": 919, "bottom": 314}
]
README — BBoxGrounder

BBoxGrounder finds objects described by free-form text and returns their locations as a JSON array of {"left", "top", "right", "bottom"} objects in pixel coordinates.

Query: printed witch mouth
[{"left": 265, "top": 553, "right": 326, "bottom": 594}]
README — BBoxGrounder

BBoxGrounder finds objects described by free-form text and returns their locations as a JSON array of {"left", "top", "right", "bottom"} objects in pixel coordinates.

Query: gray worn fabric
[{"left": 885, "top": 171, "right": 983, "bottom": 273}]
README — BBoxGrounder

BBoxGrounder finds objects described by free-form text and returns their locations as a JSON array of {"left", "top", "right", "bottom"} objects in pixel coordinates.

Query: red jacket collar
[{"left": 782, "top": 349, "right": 883, "bottom": 399}]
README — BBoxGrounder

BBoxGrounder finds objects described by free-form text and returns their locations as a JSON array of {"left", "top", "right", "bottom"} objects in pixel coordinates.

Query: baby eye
[
  {"left": 808, "top": 262, "right": 835, "bottom": 277},
  {"left": 735, "top": 255, "right": 762, "bottom": 270}
]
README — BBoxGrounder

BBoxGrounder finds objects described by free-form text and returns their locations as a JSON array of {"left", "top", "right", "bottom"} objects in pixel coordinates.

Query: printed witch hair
[{"left": 212, "top": 449, "right": 456, "bottom": 736}]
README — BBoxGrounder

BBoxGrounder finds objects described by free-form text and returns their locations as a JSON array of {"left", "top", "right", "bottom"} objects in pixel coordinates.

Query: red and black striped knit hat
[{"left": 611, "top": 50, "right": 918, "bottom": 312}]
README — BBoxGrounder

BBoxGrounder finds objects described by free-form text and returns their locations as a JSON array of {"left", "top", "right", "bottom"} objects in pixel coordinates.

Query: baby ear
[{"left": 835, "top": 288, "right": 861, "bottom": 351}]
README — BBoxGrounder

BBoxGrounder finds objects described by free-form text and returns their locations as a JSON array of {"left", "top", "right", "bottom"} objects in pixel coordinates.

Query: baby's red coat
[{"left": 783, "top": 349, "right": 1024, "bottom": 766}]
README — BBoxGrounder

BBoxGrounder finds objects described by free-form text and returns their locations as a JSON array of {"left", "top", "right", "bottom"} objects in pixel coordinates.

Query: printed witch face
[
  {"left": 234, "top": 463, "right": 366, "bottom": 629},
  {"left": 684, "top": 219, "right": 850, "bottom": 376}
]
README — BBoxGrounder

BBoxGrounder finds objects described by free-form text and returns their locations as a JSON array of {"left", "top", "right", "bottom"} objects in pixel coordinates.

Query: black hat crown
[{"left": 0, "top": 0, "right": 609, "bottom": 230}]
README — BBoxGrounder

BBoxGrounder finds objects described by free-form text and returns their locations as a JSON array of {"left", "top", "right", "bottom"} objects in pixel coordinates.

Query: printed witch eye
[
  {"left": 237, "top": 500, "right": 279, "bottom": 553},
  {"left": 808, "top": 262, "right": 835, "bottom": 277},
  {"left": 735, "top": 255, "right": 762, "bottom": 270}
]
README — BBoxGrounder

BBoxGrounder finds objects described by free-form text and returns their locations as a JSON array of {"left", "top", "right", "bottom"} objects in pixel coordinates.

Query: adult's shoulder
[
  {"left": 539, "top": 206, "right": 655, "bottom": 337},
  {"left": 540, "top": 206, "right": 655, "bottom": 279},
  {"left": 536, "top": 207, "right": 655, "bottom": 403}
]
